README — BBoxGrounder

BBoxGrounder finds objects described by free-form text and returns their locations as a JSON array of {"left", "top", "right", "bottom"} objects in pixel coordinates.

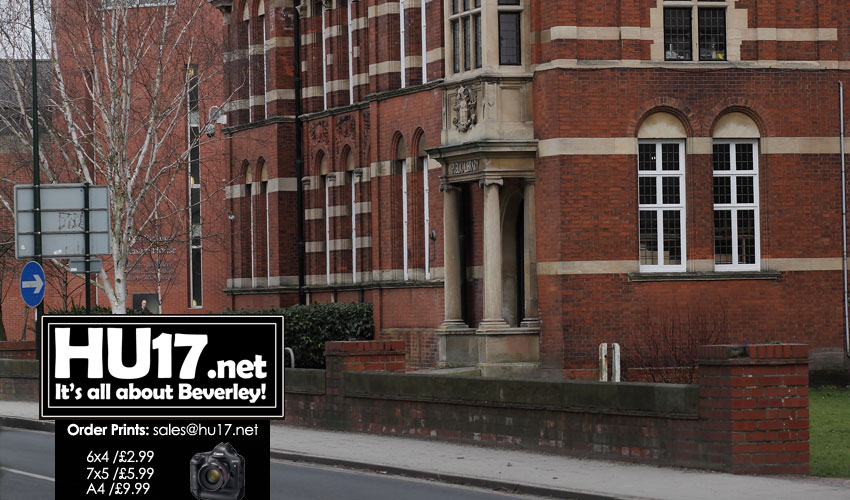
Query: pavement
[{"left": 2, "top": 400, "right": 850, "bottom": 500}]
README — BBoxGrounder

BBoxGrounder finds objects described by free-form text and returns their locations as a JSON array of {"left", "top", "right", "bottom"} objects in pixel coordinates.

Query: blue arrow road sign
[{"left": 20, "top": 261, "right": 45, "bottom": 308}]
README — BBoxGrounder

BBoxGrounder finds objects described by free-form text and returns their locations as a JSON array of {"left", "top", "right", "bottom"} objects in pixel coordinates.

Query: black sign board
[{"left": 40, "top": 315, "right": 284, "bottom": 418}]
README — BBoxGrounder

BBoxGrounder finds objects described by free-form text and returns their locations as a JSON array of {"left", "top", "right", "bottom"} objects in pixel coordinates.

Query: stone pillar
[
  {"left": 440, "top": 184, "right": 466, "bottom": 328},
  {"left": 480, "top": 178, "right": 507, "bottom": 329},
  {"left": 521, "top": 179, "right": 540, "bottom": 328}
]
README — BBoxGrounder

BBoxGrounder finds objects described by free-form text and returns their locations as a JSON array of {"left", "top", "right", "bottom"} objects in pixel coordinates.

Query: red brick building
[{"left": 211, "top": 0, "right": 850, "bottom": 378}]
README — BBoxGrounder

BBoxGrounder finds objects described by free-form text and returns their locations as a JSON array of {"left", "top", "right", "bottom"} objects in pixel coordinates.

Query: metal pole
[
  {"left": 30, "top": 0, "right": 43, "bottom": 358},
  {"left": 840, "top": 81, "right": 849, "bottom": 359},
  {"left": 84, "top": 183, "right": 91, "bottom": 314}
]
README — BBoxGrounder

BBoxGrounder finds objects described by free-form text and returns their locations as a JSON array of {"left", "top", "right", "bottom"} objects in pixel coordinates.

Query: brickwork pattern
[{"left": 283, "top": 341, "right": 811, "bottom": 475}]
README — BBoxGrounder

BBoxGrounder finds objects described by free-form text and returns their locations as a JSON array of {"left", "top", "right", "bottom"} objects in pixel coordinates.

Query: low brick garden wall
[
  {"left": 0, "top": 358, "right": 39, "bottom": 401},
  {"left": 0, "top": 341, "right": 36, "bottom": 360},
  {"left": 283, "top": 341, "right": 809, "bottom": 475}
]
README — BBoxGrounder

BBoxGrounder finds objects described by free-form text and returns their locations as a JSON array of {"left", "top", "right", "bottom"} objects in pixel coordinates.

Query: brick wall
[
  {"left": 0, "top": 341, "right": 36, "bottom": 360},
  {"left": 698, "top": 344, "right": 809, "bottom": 475},
  {"left": 283, "top": 341, "right": 811, "bottom": 475},
  {"left": 0, "top": 359, "right": 39, "bottom": 401}
]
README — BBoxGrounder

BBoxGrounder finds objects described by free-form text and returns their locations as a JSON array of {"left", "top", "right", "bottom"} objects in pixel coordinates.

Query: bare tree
[{"left": 0, "top": 0, "right": 233, "bottom": 313}]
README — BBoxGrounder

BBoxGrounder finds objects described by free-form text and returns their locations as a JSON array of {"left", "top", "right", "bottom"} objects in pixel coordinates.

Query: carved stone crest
[
  {"left": 336, "top": 115, "right": 356, "bottom": 138},
  {"left": 452, "top": 85, "right": 478, "bottom": 133},
  {"left": 310, "top": 120, "right": 329, "bottom": 144}
]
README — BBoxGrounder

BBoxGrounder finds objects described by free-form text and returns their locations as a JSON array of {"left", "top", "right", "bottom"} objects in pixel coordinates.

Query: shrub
[
  {"left": 624, "top": 303, "right": 730, "bottom": 384},
  {"left": 48, "top": 305, "right": 116, "bottom": 315},
  {"left": 225, "top": 302, "right": 374, "bottom": 369}
]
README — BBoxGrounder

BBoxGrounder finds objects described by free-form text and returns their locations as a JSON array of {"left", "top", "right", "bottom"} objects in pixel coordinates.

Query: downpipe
[{"left": 840, "top": 81, "right": 850, "bottom": 359}]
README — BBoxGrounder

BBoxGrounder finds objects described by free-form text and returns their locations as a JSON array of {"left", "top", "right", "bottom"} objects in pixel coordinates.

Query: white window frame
[
  {"left": 422, "top": 155, "right": 430, "bottom": 279},
  {"left": 246, "top": 18, "right": 254, "bottom": 122},
  {"left": 400, "top": 0, "right": 406, "bottom": 88},
  {"left": 324, "top": 174, "right": 331, "bottom": 284},
  {"left": 350, "top": 171, "right": 358, "bottom": 283},
  {"left": 347, "top": 0, "right": 354, "bottom": 103},
  {"left": 262, "top": 14, "right": 268, "bottom": 118},
  {"left": 401, "top": 157, "right": 409, "bottom": 280},
  {"left": 248, "top": 182, "right": 256, "bottom": 287},
  {"left": 421, "top": 0, "right": 427, "bottom": 84},
  {"left": 637, "top": 140, "right": 687, "bottom": 272},
  {"left": 712, "top": 139, "right": 760, "bottom": 271},
  {"left": 319, "top": 3, "right": 328, "bottom": 110},
  {"left": 264, "top": 180, "right": 271, "bottom": 280}
]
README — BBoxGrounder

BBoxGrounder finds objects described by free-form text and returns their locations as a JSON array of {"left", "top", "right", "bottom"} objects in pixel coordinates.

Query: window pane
[
  {"left": 714, "top": 210, "right": 733, "bottom": 265},
  {"left": 713, "top": 143, "right": 730, "bottom": 170},
  {"left": 639, "top": 211, "right": 658, "bottom": 265},
  {"left": 190, "top": 187, "right": 201, "bottom": 224},
  {"left": 498, "top": 0, "right": 520, "bottom": 4},
  {"left": 737, "top": 209, "right": 756, "bottom": 264},
  {"left": 452, "top": 20, "right": 460, "bottom": 73},
  {"left": 191, "top": 247, "right": 202, "bottom": 307},
  {"left": 463, "top": 0, "right": 468, "bottom": 11},
  {"left": 663, "top": 210, "right": 682, "bottom": 265},
  {"left": 452, "top": 0, "right": 458, "bottom": 14},
  {"left": 474, "top": 0, "right": 480, "bottom": 7},
  {"left": 662, "top": 177, "right": 680, "bottom": 204},
  {"left": 735, "top": 143, "right": 754, "bottom": 170},
  {"left": 698, "top": 8, "right": 726, "bottom": 61},
  {"left": 463, "top": 17, "right": 470, "bottom": 70},
  {"left": 499, "top": 12, "right": 521, "bottom": 65},
  {"left": 661, "top": 143, "right": 679, "bottom": 171},
  {"left": 473, "top": 14, "right": 482, "bottom": 68},
  {"left": 639, "top": 177, "right": 656, "bottom": 205},
  {"left": 736, "top": 176, "right": 755, "bottom": 204},
  {"left": 664, "top": 8, "right": 692, "bottom": 61},
  {"left": 638, "top": 143, "right": 656, "bottom": 171},
  {"left": 713, "top": 176, "right": 731, "bottom": 204}
]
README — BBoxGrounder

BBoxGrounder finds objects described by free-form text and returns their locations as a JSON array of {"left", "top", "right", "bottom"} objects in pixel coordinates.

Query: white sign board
[{"left": 15, "top": 184, "right": 111, "bottom": 259}]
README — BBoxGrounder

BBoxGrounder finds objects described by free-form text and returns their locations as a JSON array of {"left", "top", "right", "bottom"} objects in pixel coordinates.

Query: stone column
[
  {"left": 521, "top": 179, "right": 540, "bottom": 328},
  {"left": 440, "top": 183, "right": 466, "bottom": 328},
  {"left": 480, "top": 178, "right": 507, "bottom": 329}
]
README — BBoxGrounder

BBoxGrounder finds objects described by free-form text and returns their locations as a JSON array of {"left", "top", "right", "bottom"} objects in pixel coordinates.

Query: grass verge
[{"left": 810, "top": 386, "right": 850, "bottom": 478}]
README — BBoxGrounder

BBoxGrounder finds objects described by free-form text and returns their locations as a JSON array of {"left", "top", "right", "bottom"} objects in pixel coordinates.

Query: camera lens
[
  {"left": 199, "top": 463, "right": 227, "bottom": 491},
  {"left": 205, "top": 469, "right": 221, "bottom": 485}
]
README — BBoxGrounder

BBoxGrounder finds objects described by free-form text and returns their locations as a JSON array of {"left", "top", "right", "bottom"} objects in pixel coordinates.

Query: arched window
[
  {"left": 637, "top": 112, "right": 687, "bottom": 272},
  {"left": 416, "top": 133, "right": 431, "bottom": 279},
  {"left": 712, "top": 112, "right": 760, "bottom": 270},
  {"left": 345, "top": 149, "right": 358, "bottom": 283},
  {"left": 393, "top": 136, "right": 408, "bottom": 279},
  {"left": 318, "top": 152, "right": 331, "bottom": 284},
  {"left": 255, "top": 162, "right": 270, "bottom": 284},
  {"left": 244, "top": 168, "right": 255, "bottom": 284}
]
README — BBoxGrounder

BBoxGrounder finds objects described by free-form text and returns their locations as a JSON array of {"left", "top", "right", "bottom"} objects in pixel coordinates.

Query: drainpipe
[
  {"left": 841, "top": 81, "right": 849, "bottom": 359},
  {"left": 295, "top": 1, "right": 306, "bottom": 305}
]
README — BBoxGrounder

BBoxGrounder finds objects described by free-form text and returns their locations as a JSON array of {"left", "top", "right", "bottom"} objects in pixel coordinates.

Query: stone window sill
[{"left": 628, "top": 271, "right": 781, "bottom": 282}]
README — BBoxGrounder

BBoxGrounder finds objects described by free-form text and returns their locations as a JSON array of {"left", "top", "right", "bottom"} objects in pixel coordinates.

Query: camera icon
[{"left": 190, "top": 443, "right": 245, "bottom": 500}]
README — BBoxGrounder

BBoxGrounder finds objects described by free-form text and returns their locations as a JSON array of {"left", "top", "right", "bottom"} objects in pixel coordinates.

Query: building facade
[{"left": 212, "top": 0, "right": 850, "bottom": 377}]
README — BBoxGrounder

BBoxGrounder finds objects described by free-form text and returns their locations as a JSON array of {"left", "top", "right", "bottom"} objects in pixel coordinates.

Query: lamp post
[{"left": 29, "top": 0, "right": 44, "bottom": 357}]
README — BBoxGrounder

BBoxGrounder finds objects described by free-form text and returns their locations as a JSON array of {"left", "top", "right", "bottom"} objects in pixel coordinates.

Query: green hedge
[{"left": 225, "top": 302, "right": 374, "bottom": 369}]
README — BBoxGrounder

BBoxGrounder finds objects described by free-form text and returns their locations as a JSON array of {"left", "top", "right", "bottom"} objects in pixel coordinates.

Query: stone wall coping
[
  {"left": 342, "top": 371, "right": 700, "bottom": 418},
  {"left": 0, "top": 358, "right": 39, "bottom": 378},
  {"left": 698, "top": 344, "right": 809, "bottom": 365},
  {"left": 284, "top": 368, "right": 326, "bottom": 394},
  {"left": 325, "top": 340, "right": 407, "bottom": 355}
]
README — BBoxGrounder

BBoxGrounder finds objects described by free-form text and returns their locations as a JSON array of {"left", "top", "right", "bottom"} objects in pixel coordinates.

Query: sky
[{"left": 0, "top": 0, "right": 51, "bottom": 60}]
